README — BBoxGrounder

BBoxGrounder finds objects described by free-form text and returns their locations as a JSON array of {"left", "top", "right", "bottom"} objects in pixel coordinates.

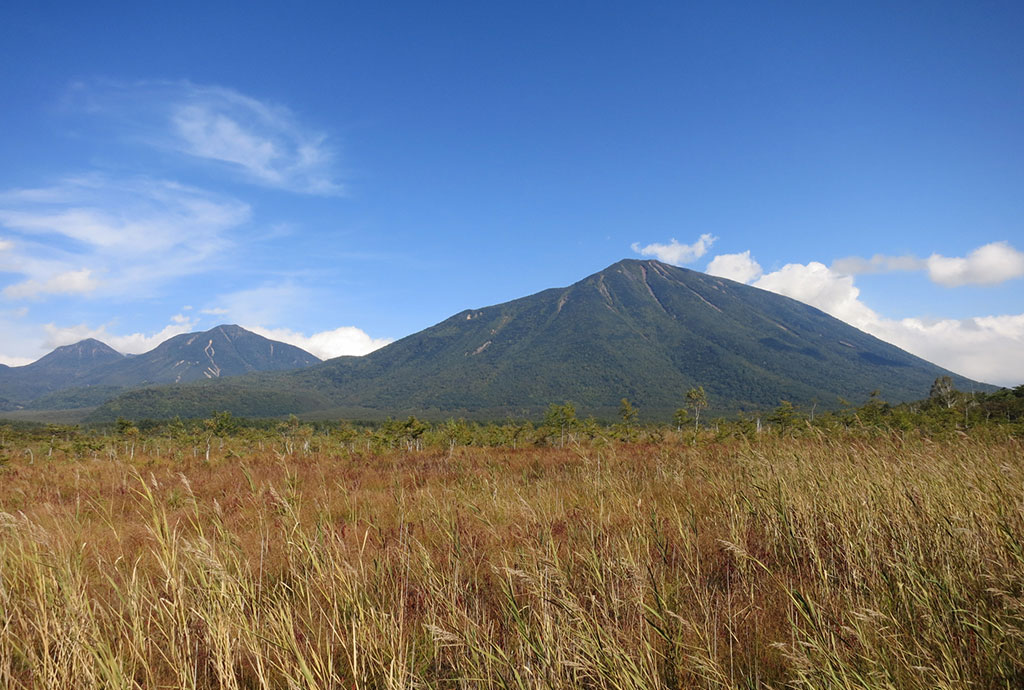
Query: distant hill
[
  {"left": 89, "top": 260, "right": 992, "bottom": 422},
  {"left": 0, "top": 325, "right": 320, "bottom": 410}
]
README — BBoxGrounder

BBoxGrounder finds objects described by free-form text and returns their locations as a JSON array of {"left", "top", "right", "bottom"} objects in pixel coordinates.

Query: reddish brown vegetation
[{"left": 1, "top": 435, "right": 1022, "bottom": 688}]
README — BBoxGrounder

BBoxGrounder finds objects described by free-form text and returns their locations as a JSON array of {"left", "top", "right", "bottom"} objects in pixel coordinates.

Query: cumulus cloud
[
  {"left": 0, "top": 175, "right": 249, "bottom": 300},
  {"left": 744, "top": 260, "right": 1023, "bottom": 386},
  {"left": 866, "top": 314, "right": 1024, "bottom": 389},
  {"left": 70, "top": 80, "right": 342, "bottom": 195},
  {"left": 926, "top": 241, "right": 1024, "bottom": 287},
  {"left": 632, "top": 234, "right": 716, "bottom": 265},
  {"left": 706, "top": 251, "right": 763, "bottom": 284},
  {"left": 753, "top": 262, "right": 882, "bottom": 331},
  {"left": 42, "top": 315, "right": 199, "bottom": 355},
  {"left": 832, "top": 241, "right": 1024, "bottom": 287},
  {"left": 247, "top": 326, "right": 392, "bottom": 360}
]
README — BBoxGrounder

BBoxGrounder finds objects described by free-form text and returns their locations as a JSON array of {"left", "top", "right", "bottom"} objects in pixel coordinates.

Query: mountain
[
  {"left": 89, "top": 260, "right": 991, "bottom": 422},
  {"left": 34, "top": 338, "right": 124, "bottom": 372},
  {"left": 0, "top": 339, "right": 125, "bottom": 402},
  {"left": 0, "top": 325, "right": 320, "bottom": 409},
  {"left": 82, "top": 324, "right": 320, "bottom": 387}
]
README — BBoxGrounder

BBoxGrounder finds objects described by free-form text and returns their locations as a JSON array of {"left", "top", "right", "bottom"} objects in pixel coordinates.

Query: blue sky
[{"left": 0, "top": 2, "right": 1022, "bottom": 386}]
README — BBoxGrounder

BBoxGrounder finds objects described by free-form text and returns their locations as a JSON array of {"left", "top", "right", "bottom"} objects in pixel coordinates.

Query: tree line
[{"left": 1, "top": 378, "right": 1021, "bottom": 464}]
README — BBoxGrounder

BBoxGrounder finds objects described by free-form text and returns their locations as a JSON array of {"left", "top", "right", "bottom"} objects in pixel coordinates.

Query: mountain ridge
[
  {"left": 0, "top": 325, "right": 320, "bottom": 410},
  {"left": 87, "top": 259, "right": 993, "bottom": 422}
]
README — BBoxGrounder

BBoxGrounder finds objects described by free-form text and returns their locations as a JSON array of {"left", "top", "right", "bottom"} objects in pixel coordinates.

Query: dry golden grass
[{"left": 1, "top": 433, "right": 1022, "bottom": 688}]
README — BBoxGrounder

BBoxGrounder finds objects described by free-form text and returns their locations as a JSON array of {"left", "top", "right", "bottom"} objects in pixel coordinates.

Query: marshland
[{"left": 1, "top": 408, "right": 1022, "bottom": 688}]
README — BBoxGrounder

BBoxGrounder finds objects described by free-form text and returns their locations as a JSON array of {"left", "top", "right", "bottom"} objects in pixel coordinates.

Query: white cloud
[
  {"left": 753, "top": 262, "right": 881, "bottom": 331},
  {"left": 632, "top": 234, "right": 716, "bottom": 265},
  {"left": 0, "top": 175, "right": 250, "bottom": 300},
  {"left": 706, "top": 251, "right": 763, "bottom": 283},
  {"left": 867, "top": 314, "right": 1024, "bottom": 389},
  {"left": 0, "top": 239, "right": 12, "bottom": 252},
  {"left": 200, "top": 307, "right": 229, "bottom": 315},
  {"left": 42, "top": 315, "right": 199, "bottom": 355},
  {"left": 832, "top": 241, "right": 1024, "bottom": 287},
  {"left": 174, "top": 105, "right": 279, "bottom": 180},
  {"left": 0, "top": 176, "right": 248, "bottom": 254},
  {"left": 71, "top": 80, "right": 342, "bottom": 195},
  {"left": 247, "top": 325, "right": 392, "bottom": 360},
  {"left": 171, "top": 87, "right": 341, "bottom": 194},
  {"left": 926, "top": 241, "right": 1024, "bottom": 287},
  {"left": 3, "top": 268, "right": 99, "bottom": 299},
  {"left": 746, "top": 260, "right": 1023, "bottom": 386}
]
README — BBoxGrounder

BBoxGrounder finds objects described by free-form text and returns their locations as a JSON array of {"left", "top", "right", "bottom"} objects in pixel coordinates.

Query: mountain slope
[
  {"left": 90, "top": 260, "right": 990, "bottom": 421},
  {"left": 0, "top": 326, "right": 320, "bottom": 409}
]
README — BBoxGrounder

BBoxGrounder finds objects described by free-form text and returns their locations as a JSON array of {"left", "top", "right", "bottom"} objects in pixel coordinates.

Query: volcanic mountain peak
[{"left": 263, "top": 258, "right": 990, "bottom": 420}]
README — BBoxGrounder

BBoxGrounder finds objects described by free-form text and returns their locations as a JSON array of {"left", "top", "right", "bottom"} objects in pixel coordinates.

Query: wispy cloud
[
  {"left": 831, "top": 254, "right": 924, "bottom": 275},
  {"left": 204, "top": 283, "right": 311, "bottom": 327},
  {"left": 3, "top": 268, "right": 99, "bottom": 299},
  {"left": 69, "top": 80, "right": 343, "bottom": 195},
  {"left": 832, "top": 241, "right": 1024, "bottom": 287},
  {"left": 632, "top": 234, "right": 716, "bottom": 265},
  {"left": 0, "top": 175, "right": 250, "bottom": 300}
]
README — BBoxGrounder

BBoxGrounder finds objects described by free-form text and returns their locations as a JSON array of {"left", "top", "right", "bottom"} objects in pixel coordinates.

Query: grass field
[{"left": 1, "top": 432, "right": 1022, "bottom": 688}]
